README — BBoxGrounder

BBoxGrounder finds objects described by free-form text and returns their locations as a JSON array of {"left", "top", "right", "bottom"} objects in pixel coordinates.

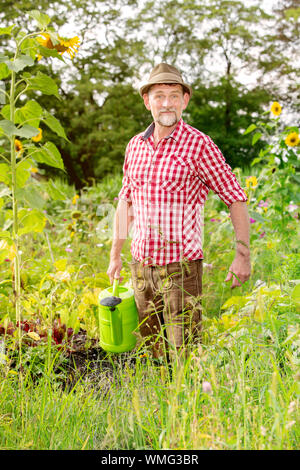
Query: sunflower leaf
[
  {"left": 15, "top": 100, "right": 43, "bottom": 128},
  {"left": 15, "top": 124, "right": 40, "bottom": 138},
  {"left": 33, "top": 142, "right": 64, "bottom": 171},
  {"left": 0, "top": 119, "right": 17, "bottom": 137},
  {"left": 18, "top": 208, "right": 46, "bottom": 236},
  {"left": 252, "top": 132, "right": 262, "bottom": 145},
  {"left": 43, "top": 112, "right": 69, "bottom": 141},
  {"left": 27, "top": 10, "right": 51, "bottom": 29},
  {"left": 36, "top": 45, "right": 65, "bottom": 62},
  {"left": 0, "top": 163, "right": 10, "bottom": 185},
  {"left": 27, "top": 72, "right": 60, "bottom": 99},
  {"left": 16, "top": 159, "right": 33, "bottom": 188},
  {"left": 0, "top": 25, "right": 15, "bottom": 36},
  {"left": 243, "top": 124, "right": 257, "bottom": 135},
  {"left": 6, "top": 55, "right": 34, "bottom": 73},
  {"left": 0, "top": 63, "right": 10, "bottom": 80}
]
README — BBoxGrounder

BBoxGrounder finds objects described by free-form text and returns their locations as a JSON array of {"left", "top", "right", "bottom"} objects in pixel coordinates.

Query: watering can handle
[
  {"left": 111, "top": 278, "right": 122, "bottom": 345},
  {"left": 112, "top": 277, "right": 119, "bottom": 297}
]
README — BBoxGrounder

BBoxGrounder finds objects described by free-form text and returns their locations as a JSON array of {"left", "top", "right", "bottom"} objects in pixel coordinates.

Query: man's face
[{"left": 143, "top": 84, "right": 190, "bottom": 128}]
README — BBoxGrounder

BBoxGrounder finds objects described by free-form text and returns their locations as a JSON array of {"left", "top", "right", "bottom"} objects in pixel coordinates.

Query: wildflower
[
  {"left": 246, "top": 176, "right": 258, "bottom": 189},
  {"left": 71, "top": 210, "right": 81, "bottom": 219},
  {"left": 288, "top": 203, "right": 298, "bottom": 212},
  {"left": 14, "top": 139, "right": 23, "bottom": 153},
  {"left": 202, "top": 381, "right": 213, "bottom": 395},
  {"left": 260, "top": 426, "right": 267, "bottom": 436},
  {"left": 270, "top": 102, "right": 282, "bottom": 116},
  {"left": 288, "top": 401, "right": 296, "bottom": 414},
  {"left": 65, "top": 247, "right": 73, "bottom": 253},
  {"left": 36, "top": 33, "right": 80, "bottom": 60},
  {"left": 32, "top": 128, "right": 42, "bottom": 142},
  {"left": 30, "top": 167, "right": 39, "bottom": 174},
  {"left": 203, "top": 262, "right": 213, "bottom": 270},
  {"left": 258, "top": 200, "right": 269, "bottom": 208},
  {"left": 72, "top": 194, "right": 79, "bottom": 204},
  {"left": 285, "top": 132, "right": 299, "bottom": 147},
  {"left": 259, "top": 231, "right": 266, "bottom": 238},
  {"left": 250, "top": 217, "right": 256, "bottom": 224}
]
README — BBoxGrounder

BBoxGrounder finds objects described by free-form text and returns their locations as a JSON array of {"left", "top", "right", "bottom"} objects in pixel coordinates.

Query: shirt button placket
[{"left": 146, "top": 147, "right": 156, "bottom": 237}]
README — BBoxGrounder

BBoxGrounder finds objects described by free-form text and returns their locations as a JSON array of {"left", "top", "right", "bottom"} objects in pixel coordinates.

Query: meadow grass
[
  {"left": 0, "top": 335, "right": 298, "bottom": 450},
  {"left": 0, "top": 177, "right": 299, "bottom": 450}
]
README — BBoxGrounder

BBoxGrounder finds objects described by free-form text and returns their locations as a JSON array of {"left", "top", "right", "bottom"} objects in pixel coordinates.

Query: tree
[
  {"left": 1, "top": 0, "right": 298, "bottom": 185},
  {"left": 187, "top": 79, "right": 271, "bottom": 168},
  {"left": 131, "top": 0, "right": 274, "bottom": 167}
]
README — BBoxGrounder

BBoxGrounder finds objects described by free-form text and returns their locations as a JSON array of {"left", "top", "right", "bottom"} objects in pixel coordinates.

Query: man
[{"left": 107, "top": 63, "right": 251, "bottom": 359}]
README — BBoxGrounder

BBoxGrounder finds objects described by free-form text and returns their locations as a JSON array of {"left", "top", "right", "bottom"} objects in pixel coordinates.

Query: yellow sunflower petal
[
  {"left": 14, "top": 139, "right": 23, "bottom": 153},
  {"left": 270, "top": 101, "right": 282, "bottom": 116},
  {"left": 285, "top": 132, "right": 300, "bottom": 147},
  {"left": 246, "top": 176, "right": 258, "bottom": 189},
  {"left": 32, "top": 128, "right": 43, "bottom": 143}
]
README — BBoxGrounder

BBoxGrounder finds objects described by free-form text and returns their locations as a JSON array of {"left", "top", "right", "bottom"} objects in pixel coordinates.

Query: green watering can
[{"left": 98, "top": 278, "right": 139, "bottom": 353}]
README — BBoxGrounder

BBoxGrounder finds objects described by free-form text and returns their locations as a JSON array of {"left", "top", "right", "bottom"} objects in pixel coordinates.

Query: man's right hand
[{"left": 106, "top": 256, "right": 124, "bottom": 285}]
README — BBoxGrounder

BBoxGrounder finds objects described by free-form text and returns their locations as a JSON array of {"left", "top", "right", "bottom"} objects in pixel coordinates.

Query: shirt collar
[{"left": 141, "top": 118, "right": 184, "bottom": 142}]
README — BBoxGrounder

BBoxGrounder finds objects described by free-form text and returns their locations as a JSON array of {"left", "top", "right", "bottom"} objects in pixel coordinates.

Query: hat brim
[{"left": 139, "top": 79, "right": 192, "bottom": 97}]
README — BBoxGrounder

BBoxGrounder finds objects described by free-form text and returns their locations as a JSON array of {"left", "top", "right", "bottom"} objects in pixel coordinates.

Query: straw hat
[{"left": 139, "top": 63, "right": 192, "bottom": 96}]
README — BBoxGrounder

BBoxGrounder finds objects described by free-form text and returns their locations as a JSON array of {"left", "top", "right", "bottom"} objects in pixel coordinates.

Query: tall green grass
[
  {"left": 0, "top": 336, "right": 298, "bottom": 450},
  {"left": 0, "top": 175, "right": 299, "bottom": 450}
]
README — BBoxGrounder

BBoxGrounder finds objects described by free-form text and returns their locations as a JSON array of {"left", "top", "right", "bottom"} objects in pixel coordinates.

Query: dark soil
[{"left": 63, "top": 329, "right": 139, "bottom": 392}]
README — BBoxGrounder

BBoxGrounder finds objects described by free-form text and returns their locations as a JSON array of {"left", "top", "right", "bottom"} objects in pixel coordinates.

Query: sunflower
[
  {"left": 32, "top": 128, "right": 42, "bottom": 142},
  {"left": 14, "top": 139, "right": 23, "bottom": 153},
  {"left": 246, "top": 176, "right": 258, "bottom": 189},
  {"left": 56, "top": 36, "right": 80, "bottom": 59},
  {"left": 285, "top": 132, "right": 300, "bottom": 147},
  {"left": 270, "top": 102, "right": 282, "bottom": 116},
  {"left": 36, "top": 33, "right": 80, "bottom": 60}
]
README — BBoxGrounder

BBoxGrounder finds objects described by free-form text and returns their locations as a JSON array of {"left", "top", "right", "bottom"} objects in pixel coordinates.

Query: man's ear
[
  {"left": 182, "top": 92, "right": 190, "bottom": 110},
  {"left": 143, "top": 93, "right": 151, "bottom": 110}
]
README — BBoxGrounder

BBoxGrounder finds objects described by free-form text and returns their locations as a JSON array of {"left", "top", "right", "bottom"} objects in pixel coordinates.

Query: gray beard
[{"left": 156, "top": 111, "right": 178, "bottom": 127}]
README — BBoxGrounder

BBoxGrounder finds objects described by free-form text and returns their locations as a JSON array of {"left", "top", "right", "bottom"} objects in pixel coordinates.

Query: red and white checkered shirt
[{"left": 118, "top": 118, "right": 247, "bottom": 266}]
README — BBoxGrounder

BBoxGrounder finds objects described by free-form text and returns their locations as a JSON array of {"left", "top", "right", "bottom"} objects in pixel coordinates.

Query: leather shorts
[{"left": 129, "top": 258, "right": 203, "bottom": 357}]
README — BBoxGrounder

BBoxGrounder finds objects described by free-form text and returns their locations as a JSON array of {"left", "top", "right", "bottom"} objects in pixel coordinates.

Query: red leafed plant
[{"left": 0, "top": 318, "right": 74, "bottom": 349}]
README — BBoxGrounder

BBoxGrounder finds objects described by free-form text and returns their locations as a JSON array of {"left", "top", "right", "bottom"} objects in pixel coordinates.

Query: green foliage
[
  {"left": 0, "top": 3, "right": 299, "bottom": 451},
  {"left": 187, "top": 79, "right": 271, "bottom": 168},
  {"left": 1, "top": 0, "right": 299, "bottom": 187}
]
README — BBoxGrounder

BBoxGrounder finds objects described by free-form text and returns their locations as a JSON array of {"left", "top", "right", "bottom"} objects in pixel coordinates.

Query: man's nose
[{"left": 161, "top": 96, "right": 173, "bottom": 107}]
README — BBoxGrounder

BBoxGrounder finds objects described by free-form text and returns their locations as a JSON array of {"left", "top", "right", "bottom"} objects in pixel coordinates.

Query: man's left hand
[{"left": 225, "top": 253, "right": 251, "bottom": 288}]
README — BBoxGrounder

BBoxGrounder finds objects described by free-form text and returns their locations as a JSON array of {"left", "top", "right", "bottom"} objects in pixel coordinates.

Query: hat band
[{"left": 148, "top": 72, "right": 183, "bottom": 85}]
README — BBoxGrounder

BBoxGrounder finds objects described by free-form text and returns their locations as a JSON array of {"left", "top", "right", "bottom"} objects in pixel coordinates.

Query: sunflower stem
[{"left": 10, "top": 40, "right": 24, "bottom": 408}]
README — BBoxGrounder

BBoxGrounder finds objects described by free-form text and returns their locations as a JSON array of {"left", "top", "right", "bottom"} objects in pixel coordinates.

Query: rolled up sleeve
[
  {"left": 198, "top": 136, "right": 247, "bottom": 207},
  {"left": 118, "top": 144, "right": 132, "bottom": 203}
]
